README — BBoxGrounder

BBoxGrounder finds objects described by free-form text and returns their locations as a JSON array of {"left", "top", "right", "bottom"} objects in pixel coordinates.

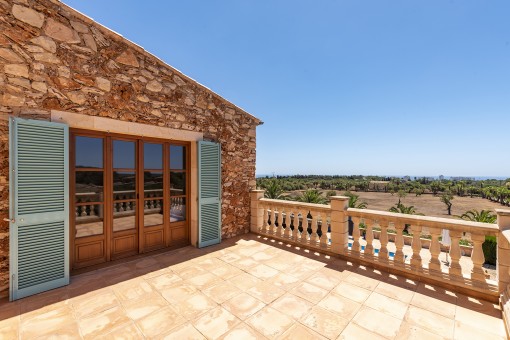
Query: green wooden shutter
[
  {"left": 9, "top": 117, "right": 69, "bottom": 301},
  {"left": 198, "top": 141, "right": 221, "bottom": 248}
]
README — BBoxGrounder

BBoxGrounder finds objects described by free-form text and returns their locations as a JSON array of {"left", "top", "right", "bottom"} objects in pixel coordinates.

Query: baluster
[
  {"left": 297, "top": 212, "right": 305, "bottom": 243},
  {"left": 394, "top": 221, "right": 405, "bottom": 266},
  {"left": 76, "top": 206, "right": 81, "bottom": 217},
  {"left": 315, "top": 211, "right": 323, "bottom": 248},
  {"left": 270, "top": 205, "right": 276, "bottom": 235},
  {"left": 305, "top": 210, "right": 313, "bottom": 246},
  {"left": 365, "top": 219, "right": 374, "bottom": 257},
  {"left": 449, "top": 231, "right": 463, "bottom": 279},
  {"left": 410, "top": 224, "right": 423, "bottom": 271},
  {"left": 428, "top": 227, "right": 442, "bottom": 274},
  {"left": 262, "top": 204, "right": 269, "bottom": 233},
  {"left": 470, "top": 233, "right": 487, "bottom": 283},
  {"left": 89, "top": 204, "right": 96, "bottom": 217},
  {"left": 325, "top": 214, "right": 331, "bottom": 249},
  {"left": 351, "top": 216, "right": 361, "bottom": 254},
  {"left": 282, "top": 209, "right": 290, "bottom": 239},
  {"left": 291, "top": 212, "right": 298, "bottom": 242},
  {"left": 379, "top": 220, "right": 389, "bottom": 263},
  {"left": 273, "top": 207, "right": 280, "bottom": 235}
]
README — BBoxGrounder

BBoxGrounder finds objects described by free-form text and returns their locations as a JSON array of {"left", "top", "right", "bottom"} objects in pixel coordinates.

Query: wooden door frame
[{"left": 69, "top": 128, "right": 191, "bottom": 271}]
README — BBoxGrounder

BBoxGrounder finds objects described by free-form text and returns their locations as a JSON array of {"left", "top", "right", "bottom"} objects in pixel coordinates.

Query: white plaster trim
[{"left": 51, "top": 110, "right": 203, "bottom": 141}]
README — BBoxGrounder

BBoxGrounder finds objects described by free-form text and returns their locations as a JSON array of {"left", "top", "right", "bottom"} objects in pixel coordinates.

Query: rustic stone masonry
[{"left": 0, "top": 0, "right": 261, "bottom": 296}]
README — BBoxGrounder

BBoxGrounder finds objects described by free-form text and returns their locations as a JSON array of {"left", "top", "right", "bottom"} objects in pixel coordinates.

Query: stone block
[
  {"left": 5, "top": 64, "right": 28, "bottom": 78},
  {"left": 44, "top": 18, "right": 81, "bottom": 43},
  {"left": 0, "top": 48, "right": 23, "bottom": 63},
  {"left": 116, "top": 50, "right": 139, "bottom": 67},
  {"left": 12, "top": 4, "right": 44, "bottom": 28},
  {"left": 30, "top": 36, "right": 57, "bottom": 53}
]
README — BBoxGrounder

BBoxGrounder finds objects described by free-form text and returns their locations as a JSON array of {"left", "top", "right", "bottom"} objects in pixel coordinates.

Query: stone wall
[{"left": 0, "top": 0, "right": 261, "bottom": 296}]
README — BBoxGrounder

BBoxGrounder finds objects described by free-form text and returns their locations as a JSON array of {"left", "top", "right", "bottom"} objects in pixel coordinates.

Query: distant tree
[
  {"left": 326, "top": 190, "right": 337, "bottom": 198},
  {"left": 296, "top": 189, "right": 328, "bottom": 204},
  {"left": 440, "top": 191, "right": 454, "bottom": 215},
  {"left": 460, "top": 209, "right": 497, "bottom": 224},
  {"left": 430, "top": 181, "right": 443, "bottom": 195},
  {"left": 397, "top": 190, "right": 407, "bottom": 204}
]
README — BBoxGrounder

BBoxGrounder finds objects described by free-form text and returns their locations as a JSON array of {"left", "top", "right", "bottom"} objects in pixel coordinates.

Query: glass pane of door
[
  {"left": 143, "top": 143, "right": 163, "bottom": 227},
  {"left": 112, "top": 140, "right": 136, "bottom": 232}
]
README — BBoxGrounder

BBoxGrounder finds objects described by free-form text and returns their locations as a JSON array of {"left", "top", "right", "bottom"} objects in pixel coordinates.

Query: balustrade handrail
[
  {"left": 347, "top": 208, "right": 499, "bottom": 236},
  {"left": 259, "top": 198, "right": 331, "bottom": 212}
]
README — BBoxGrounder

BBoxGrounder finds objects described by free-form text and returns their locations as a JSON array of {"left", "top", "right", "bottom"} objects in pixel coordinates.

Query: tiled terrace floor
[{"left": 0, "top": 234, "right": 506, "bottom": 339}]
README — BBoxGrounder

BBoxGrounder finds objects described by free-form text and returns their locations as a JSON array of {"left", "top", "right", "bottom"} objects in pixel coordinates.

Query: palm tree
[
  {"left": 344, "top": 192, "right": 367, "bottom": 235},
  {"left": 460, "top": 209, "right": 497, "bottom": 224},
  {"left": 296, "top": 189, "right": 328, "bottom": 204},
  {"left": 389, "top": 202, "right": 420, "bottom": 215},
  {"left": 262, "top": 178, "right": 285, "bottom": 200},
  {"left": 344, "top": 191, "right": 368, "bottom": 209}
]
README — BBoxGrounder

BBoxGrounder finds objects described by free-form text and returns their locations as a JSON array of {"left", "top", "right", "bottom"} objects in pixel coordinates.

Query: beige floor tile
[
  {"left": 193, "top": 306, "right": 240, "bottom": 340},
  {"left": 196, "top": 258, "right": 226, "bottom": 271},
  {"left": 209, "top": 264, "right": 244, "bottom": 280},
  {"left": 247, "top": 281, "right": 286, "bottom": 304},
  {"left": 266, "top": 273, "right": 301, "bottom": 292},
  {"left": 187, "top": 272, "right": 224, "bottom": 290},
  {"left": 364, "top": 292, "right": 409, "bottom": 319},
  {"left": 96, "top": 321, "right": 145, "bottom": 340},
  {"left": 456, "top": 294, "right": 501, "bottom": 318},
  {"left": 122, "top": 292, "right": 169, "bottom": 320},
  {"left": 455, "top": 306, "right": 506, "bottom": 337},
  {"left": 0, "top": 322, "right": 19, "bottom": 339},
  {"left": 174, "top": 265, "right": 208, "bottom": 280},
  {"left": 228, "top": 273, "right": 262, "bottom": 291},
  {"left": 292, "top": 282, "right": 328, "bottom": 304},
  {"left": 219, "top": 252, "right": 244, "bottom": 264},
  {"left": 113, "top": 279, "right": 154, "bottom": 302},
  {"left": 219, "top": 322, "right": 266, "bottom": 340},
  {"left": 202, "top": 281, "right": 242, "bottom": 304},
  {"left": 284, "top": 264, "right": 316, "bottom": 280},
  {"left": 20, "top": 305, "right": 76, "bottom": 339},
  {"left": 454, "top": 320, "right": 505, "bottom": 340},
  {"left": 338, "top": 323, "right": 386, "bottom": 340},
  {"left": 301, "top": 306, "right": 349, "bottom": 339},
  {"left": 332, "top": 281, "right": 371, "bottom": 303},
  {"left": 160, "top": 282, "right": 199, "bottom": 304},
  {"left": 271, "top": 293, "right": 313, "bottom": 320},
  {"left": 71, "top": 289, "right": 120, "bottom": 319},
  {"left": 247, "top": 264, "right": 280, "bottom": 280},
  {"left": 147, "top": 272, "right": 183, "bottom": 291},
  {"left": 246, "top": 306, "right": 294, "bottom": 339},
  {"left": 317, "top": 293, "right": 361, "bottom": 319},
  {"left": 155, "top": 322, "right": 206, "bottom": 340},
  {"left": 136, "top": 306, "right": 186, "bottom": 338},
  {"left": 374, "top": 280, "right": 415, "bottom": 304},
  {"left": 78, "top": 306, "right": 132, "bottom": 340},
  {"left": 222, "top": 293, "right": 266, "bottom": 320},
  {"left": 410, "top": 291, "right": 456, "bottom": 319},
  {"left": 32, "top": 320, "right": 82, "bottom": 340},
  {"left": 19, "top": 288, "right": 70, "bottom": 315},
  {"left": 352, "top": 306, "right": 402, "bottom": 339},
  {"left": 395, "top": 321, "right": 446, "bottom": 340},
  {"left": 344, "top": 272, "right": 380, "bottom": 291},
  {"left": 279, "top": 322, "right": 327, "bottom": 340},
  {"left": 405, "top": 306, "right": 454, "bottom": 338},
  {"left": 415, "top": 283, "right": 457, "bottom": 304},
  {"left": 232, "top": 258, "right": 260, "bottom": 270},
  {"left": 305, "top": 270, "right": 341, "bottom": 291},
  {"left": 173, "top": 292, "right": 218, "bottom": 320},
  {"left": 263, "top": 258, "right": 294, "bottom": 271},
  {"left": 252, "top": 250, "right": 277, "bottom": 261}
]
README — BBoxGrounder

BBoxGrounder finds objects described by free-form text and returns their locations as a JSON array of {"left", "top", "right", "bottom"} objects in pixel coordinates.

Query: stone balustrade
[{"left": 251, "top": 190, "right": 510, "bottom": 303}]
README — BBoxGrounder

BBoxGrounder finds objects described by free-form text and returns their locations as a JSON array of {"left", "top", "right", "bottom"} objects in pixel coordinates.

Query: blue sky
[{"left": 64, "top": 1, "right": 510, "bottom": 177}]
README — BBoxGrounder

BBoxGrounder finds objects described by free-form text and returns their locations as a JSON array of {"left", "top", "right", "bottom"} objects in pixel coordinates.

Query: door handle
[{"left": 3, "top": 218, "right": 14, "bottom": 223}]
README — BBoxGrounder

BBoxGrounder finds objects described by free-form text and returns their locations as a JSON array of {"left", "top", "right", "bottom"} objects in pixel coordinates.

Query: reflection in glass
[
  {"left": 75, "top": 203, "right": 103, "bottom": 238},
  {"left": 113, "top": 171, "right": 136, "bottom": 200},
  {"left": 170, "top": 145, "right": 186, "bottom": 169},
  {"left": 75, "top": 171, "right": 104, "bottom": 203},
  {"left": 144, "top": 143, "right": 163, "bottom": 169},
  {"left": 113, "top": 201, "right": 136, "bottom": 232},
  {"left": 170, "top": 172, "right": 186, "bottom": 196},
  {"left": 144, "top": 198, "right": 163, "bottom": 227},
  {"left": 113, "top": 140, "right": 135, "bottom": 169},
  {"left": 170, "top": 197, "right": 186, "bottom": 222},
  {"left": 76, "top": 136, "right": 103, "bottom": 168},
  {"left": 144, "top": 171, "right": 163, "bottom": 198}
]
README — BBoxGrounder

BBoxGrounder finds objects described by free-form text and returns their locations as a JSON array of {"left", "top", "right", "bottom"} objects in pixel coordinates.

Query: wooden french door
[{"left": 71, "top": 130, "right": 189, "bottom": 270}]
